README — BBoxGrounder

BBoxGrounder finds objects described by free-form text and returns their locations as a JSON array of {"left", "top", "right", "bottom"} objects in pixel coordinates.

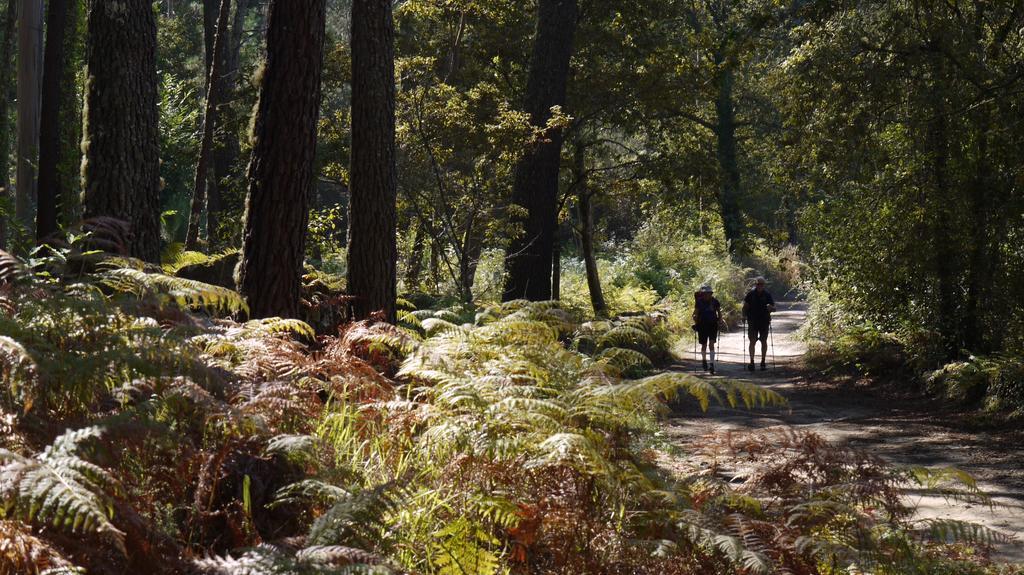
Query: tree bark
[
  {"left": 209, "top": 0, "right": 251, "bottom": 248},
  {"left": 56, "top": 0, "right": 82, "bottom": 228},
  {"left": 81, "top": 0, "right": 162, "bottom": 262},
  {"left": 15, "top": 0, "right": 42, "bottom": 240},
  {"left": 237, "top": 0, "right": 326, "bottom": 319},
  {"left": 551, "top": 227, "right": 561, "bottom": 300},
  {"left": 0, "top": 0, "right": 16, "bottom": 248},
  {"left": 713, "top": 65, "right": 745, "bottom": 255},
  {"left": 35, "top": 0, "right": 69, "bottom": 243},
  {"left": 579, "top": 189, "right": 606, "bottom": 317},
  {"left": 404, "top": 218, "right": 425, "bottom": 290},
  {"left": 928, "top": 54, "right": 959, "bottom": 360},
  {"left": 185, "top": 0, "right": 231, "bottom": 250},
  {"left": 502, "top": 0, "right": 578, "bottom": 302},
  {"left": 347, "top": 0, "right": 398, "bottom": 322}
]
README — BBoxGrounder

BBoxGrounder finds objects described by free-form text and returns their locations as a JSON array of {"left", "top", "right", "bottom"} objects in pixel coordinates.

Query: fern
[
  {"left": 430, "top": 517, "right": 502, "bottom": 575},
  {"left": 195, "top": 544, "right": 393, "bottom": 574},
  {"left": 100, "top": 267, "right": 248, "bottom": 316},
  {"left": 0, "top": 427, "right": 125, "bottom": 554},
  {"left": 307, "top": 482, "right": 408, "bottom": 548}
]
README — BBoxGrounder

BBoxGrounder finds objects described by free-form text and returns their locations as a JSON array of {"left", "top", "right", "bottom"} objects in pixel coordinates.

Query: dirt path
[{"left": 663, "top": 301, "right": 1024, "bottom": 563}]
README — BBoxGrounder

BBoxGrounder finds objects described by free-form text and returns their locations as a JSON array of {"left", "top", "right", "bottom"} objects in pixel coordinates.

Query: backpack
[{"left": 696, "top": 298, "right": 717, "bottom": 324}]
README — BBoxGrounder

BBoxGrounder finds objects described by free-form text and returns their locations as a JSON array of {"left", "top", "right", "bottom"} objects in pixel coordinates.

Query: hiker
[
  {"left": 743, "top": 276, "right": 776, "bottom": 371},
  {"left": 692, "top": 285, "right": 722, "bottom": 374}
]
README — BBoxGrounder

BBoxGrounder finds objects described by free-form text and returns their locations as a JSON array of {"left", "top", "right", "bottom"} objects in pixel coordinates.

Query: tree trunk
[
  {"left": 237, "top": 0, "right": 326, "bottom": 319},
  {"left": 35, "top": 0, "right": 68, "bottom": 243},
  {"left": 57, "top": 0, "right": 82, "bottom": 229},
  {"left": 15, "top": 0, "right": 42, "bottom": 241},
  {"left": 0, "top": 0, "right": 17, "bottom": 248},
  {"left": 347, "top": 0, "right": 397, "bottom": 322},
  {"left": 185, "top": 0, "right": 231, "bottom": 250},
  {"left": 579, "top": 189, "right": 606, "bottom": 317},
  {"left": 404, "top": 218, "right": 425, "bottom": 290},
  {"left": 713, "top": 65, "right": 745, "bottom": 255},
  {"left": 81, "top": 0, "right": 162, "bottom": 263},
  {"left": 928, "top": 55, "right": 959, "bottom": 360},
  {"left": 209, "top": 0, "right": 250, "bottom": 248},
  {"left": 502, "top": 0, "right": 577, "bottom": 302},
  {"left": 963, "top": 106, "right": 993, "bottom": 353},
  {"left": 551, "top": 227, "right": 561, "bottom": 300}
]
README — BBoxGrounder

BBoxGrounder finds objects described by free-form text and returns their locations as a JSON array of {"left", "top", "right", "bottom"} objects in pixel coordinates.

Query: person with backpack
[
  {"left": 743, "top": 277, "right": 776, "bottom": 371},
  {"left": 692, "top": 285, "right": 722, "bottom": 374}
]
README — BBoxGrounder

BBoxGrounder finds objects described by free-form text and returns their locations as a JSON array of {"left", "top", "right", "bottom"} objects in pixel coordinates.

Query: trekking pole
[
  {"left": 742, "top": 316, "right": 748, "bottom": 368},
  {"left": 692, "top": 330, "right": 698, "bottom": 373},
  {"left": 769, "top": 321, "right": 777, "bottom": 371}
]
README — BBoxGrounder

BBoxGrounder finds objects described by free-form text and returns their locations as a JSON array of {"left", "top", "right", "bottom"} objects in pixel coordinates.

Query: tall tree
[
  {"left": 208, "top": 0, "right": 251, "bottom": 247},
  {"left": 502, "top": 0, "right": 578, "bottom": 302},
  {"left": 185, "top": 0, "right": 231, "bottom": 250},
  {"left": 0, "top": 0, "right": 16, "bottom": 248},
  {"left": 81, "top": 0, "right": 161, "bottom": 262},
  {"left": 35, "top": 0, "right": 69, "bottom": 242},
  {"left": 237, "top": 0, "right": 326, "bottom": 318},
  {"left": 347, "top": 0, "right": 397, "bottom": 321},
  {"left": 15, "top": 0, "right": 42, "bottom": 240}
]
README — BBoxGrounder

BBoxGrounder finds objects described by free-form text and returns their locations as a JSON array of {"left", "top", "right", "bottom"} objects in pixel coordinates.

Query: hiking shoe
[
  {"left": 761, "top": 361, "right": 767, "bottom": 371},
  {"left": 702, "top": 360, "right": 708, "bottom": 371},
  {"left": 747, "top": 361, "right": 755, "bottom": 371},
  {"left": 709, "top": 363, "right": 715, "bottom": 375}
]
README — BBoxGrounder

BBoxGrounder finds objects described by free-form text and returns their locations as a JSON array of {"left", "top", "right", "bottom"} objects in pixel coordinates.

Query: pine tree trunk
[
  {"left": 347, "top": 0, "right": 397, "bottom": 322},
  {"left": 209, "top": 0, "right": 250, "bottom": 248},
  {"left": 502, "top": 0, "right": 577, "bottom": 302},
  {"left": 579, "top": 189, "right": 606, "bottom": 317},
  {"left": 551, "top": 227, "right": 561, "bottom": 300},
  {"left": 928, "top": 54, "right": 959, "bottom": 361},
  {"left": 714, "top": 65, "right": 745, "bottom": 255},
  {"left": 15, "top": 0, "right": 42, "bottom": 241},
  {"left": 237, "top": 0, "right": 326, "bottom": 319},
  {"left": 56, "top": 0, "right": 82, "bottom": 228},
  {"left": 81, "top": 0, "right": 161, "bottom": 262},
  {"left": 35, "top": 0, "right": 68, "bottom": 243},
  {"left": 404, "top": 218, "right": 425, "bottom": 290},
  {"left": 0, "top": 0, "right": 16, "bottom": 248},
  {"left": 186, "top": 0, "right": 231, "bottom": 250}
]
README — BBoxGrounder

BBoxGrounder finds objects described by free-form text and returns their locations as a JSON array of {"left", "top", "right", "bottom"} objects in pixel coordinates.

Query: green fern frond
[
  {"left": 596, "top": 347, "right": 654, "bottom": 373},
  {"left": 597, "top": 325, "right": 654, "bottom": 349},
  {"left": 101, "top": 268, "right": 248, "bottom": 316},
  {"left": 272, "top": 479, "right": 351, "bottom": 508},
  {"left": 0, "top": 427, "right": 125, "bottom": 554},
  {"left": 421, "top": 317, "right": 464, "bottom": 337},
  {"left": 918, "top": 518, "right": 1012, "bottom": 545},
  {"left": 265, "top": 434, "right": 320, "bottom": 463},
  {"left": 431, "top": 516, "right": 502, "bottom": 575},
  {"left": 240, "top": 317, "right": 316, "bottom": 340},
  {"left": 526, "top": 432, "right": 611, "bottom": 476},
  {"left": 307, "top": 482, "right": 408, "bottom": 547},
  {"left": 195, "top": 543, "right": 393, "bottom": 574}
]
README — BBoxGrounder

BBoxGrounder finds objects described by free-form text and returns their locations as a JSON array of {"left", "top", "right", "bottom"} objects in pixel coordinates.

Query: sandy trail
[{"left": 663, "top": 301, "right": 1024, "bottom": 563}]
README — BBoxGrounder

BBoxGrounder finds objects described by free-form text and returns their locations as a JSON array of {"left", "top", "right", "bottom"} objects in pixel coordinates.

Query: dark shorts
[
  {"left": 696, "top": 323, "right": 718, "bottom": 345},
  {"left": 748, "top": 322, "right": 769, "bottom": 342}
]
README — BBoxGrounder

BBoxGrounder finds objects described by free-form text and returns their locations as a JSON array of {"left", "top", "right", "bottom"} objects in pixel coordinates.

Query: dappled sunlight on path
[{"left": 663, "top": 301, "right": 1024, "bottom": 563}]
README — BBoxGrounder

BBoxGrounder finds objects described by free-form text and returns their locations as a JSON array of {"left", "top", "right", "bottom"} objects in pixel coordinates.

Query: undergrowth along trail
[{"left": 663, "top": 301, "right": 1024, "bottom": 564}]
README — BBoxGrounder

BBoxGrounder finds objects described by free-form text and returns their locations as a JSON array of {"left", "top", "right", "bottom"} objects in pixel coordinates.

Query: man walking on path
[
  {"left": 743, "top": 277, "right": 775, "bottom": 371},
  {"left": 692, "top": 285, "right": 722, "bottom": 374}
]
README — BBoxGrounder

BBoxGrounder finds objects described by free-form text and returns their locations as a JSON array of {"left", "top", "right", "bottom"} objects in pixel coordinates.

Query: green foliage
[{"left": 0, "top": 427, "right": 125, "bottom": 553}]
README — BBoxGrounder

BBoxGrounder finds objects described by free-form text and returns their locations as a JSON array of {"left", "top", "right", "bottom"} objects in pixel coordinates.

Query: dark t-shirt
[{"left": 744, "top": 289, "right": 775, "bottom": 325}]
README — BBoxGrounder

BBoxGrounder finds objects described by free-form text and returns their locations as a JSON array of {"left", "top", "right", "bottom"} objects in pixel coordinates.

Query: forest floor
[{"left": 660, "top": 301, "right": 1024, "bottom": 563}]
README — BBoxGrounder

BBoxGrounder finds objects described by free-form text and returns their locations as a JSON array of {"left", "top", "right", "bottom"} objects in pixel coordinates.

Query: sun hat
[{"left": 699, "top": 285, "right": 713, "bottom": 293}]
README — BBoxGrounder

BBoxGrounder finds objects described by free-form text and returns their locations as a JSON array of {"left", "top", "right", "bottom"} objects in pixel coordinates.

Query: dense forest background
[{"left": 0, "top": 1, "right": 1022, "bottom": 574}]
